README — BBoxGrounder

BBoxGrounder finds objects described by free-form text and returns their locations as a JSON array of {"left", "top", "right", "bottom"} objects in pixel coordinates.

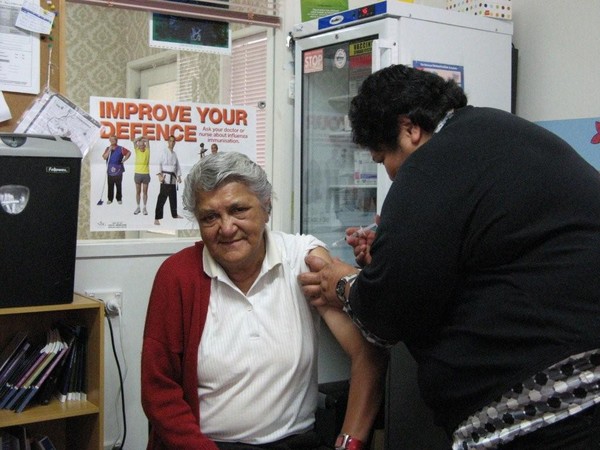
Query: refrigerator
[
  {"left": 292, "top": 0, "right": 513, "bottom": 262},
  {"left": 292, "top": 2, "right": 513, "bottom": 449}
]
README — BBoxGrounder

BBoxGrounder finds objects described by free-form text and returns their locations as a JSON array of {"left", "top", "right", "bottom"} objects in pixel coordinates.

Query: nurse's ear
[{"left": 397, "top": 116, "right": 431, "bottom": 152}]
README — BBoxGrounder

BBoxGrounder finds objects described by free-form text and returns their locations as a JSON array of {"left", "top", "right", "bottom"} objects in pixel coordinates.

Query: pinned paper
[
  {"left": 16, "top": 1, "right": 55, "bottom": 35},
  {"left": 0, "top": 91, "right": 12, "bottom": 122}
]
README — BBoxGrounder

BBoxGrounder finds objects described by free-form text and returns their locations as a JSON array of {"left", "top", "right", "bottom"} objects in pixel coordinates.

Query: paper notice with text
[{"left": 0, "top": 0, "right": 41, "bottom": 94}]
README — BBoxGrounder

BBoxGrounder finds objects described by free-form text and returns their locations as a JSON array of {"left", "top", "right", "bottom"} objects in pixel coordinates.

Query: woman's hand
[{"left": 345, "top": 215, "right": 379, "bottom": 267}]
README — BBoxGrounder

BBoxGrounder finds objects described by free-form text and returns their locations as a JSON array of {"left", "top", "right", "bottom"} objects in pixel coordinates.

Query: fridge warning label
[
  {"left": 349, "top": 39, "right": 373, "bottom": 70},
  {"left": 349, "top": 40, "right": 372, "bottom": 56},
  {"left": 304, "top": 49, "right": 323, "bottom": 73}
]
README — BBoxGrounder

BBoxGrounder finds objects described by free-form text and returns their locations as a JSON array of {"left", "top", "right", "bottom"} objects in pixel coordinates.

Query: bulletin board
[{"left": 0, "top": 0, "right": 64, "bottom": 133}]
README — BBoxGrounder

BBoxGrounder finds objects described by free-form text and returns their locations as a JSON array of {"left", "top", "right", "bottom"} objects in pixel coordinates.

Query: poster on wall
[
  {"left": 413, "top": 60, "right": 464, "bottom": 88},
  {"left": 149, "top": 13, "right": 230, "bottom": 55},
  {"left": 89, "top": 96, "right": 256, "bottom": 232},
  {"left": 537, "top": 117, "right": 600, "bottom": 171},
  {"left": 300, "top": 0, "right": 348, "bottom": 21}
]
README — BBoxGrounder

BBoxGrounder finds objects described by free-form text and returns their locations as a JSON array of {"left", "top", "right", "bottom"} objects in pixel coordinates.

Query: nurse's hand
[
  {"left": 346, "top": 216, "right": 379, "bottom": 266},
  {"left": 299, "top": 255, "right": 357, "bottom": 309}
]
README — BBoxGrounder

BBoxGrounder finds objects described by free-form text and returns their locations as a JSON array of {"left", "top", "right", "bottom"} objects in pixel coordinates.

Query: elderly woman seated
[{"left": 141, "top": 151, "right": 388, "bottom": 450}]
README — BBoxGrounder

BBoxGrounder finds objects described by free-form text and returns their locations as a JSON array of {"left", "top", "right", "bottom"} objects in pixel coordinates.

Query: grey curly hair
[{"left": 183, "top": 151, "right": 273, "bottom": 221}]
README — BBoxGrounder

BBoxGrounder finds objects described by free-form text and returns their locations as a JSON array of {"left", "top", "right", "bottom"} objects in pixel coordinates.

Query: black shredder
[{"left": 0, "top": 134, "right": 82, "bottom": 308}]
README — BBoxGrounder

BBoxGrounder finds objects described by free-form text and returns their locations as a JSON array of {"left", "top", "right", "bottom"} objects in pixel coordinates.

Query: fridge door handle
[{"left": 372, "top": 39, "right": 398, "bottom": 72}]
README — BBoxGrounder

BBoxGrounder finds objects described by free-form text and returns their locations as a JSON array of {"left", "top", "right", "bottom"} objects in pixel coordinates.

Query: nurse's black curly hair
[{"left": 348, "top": 64, "right": 467, "bottom": 152}]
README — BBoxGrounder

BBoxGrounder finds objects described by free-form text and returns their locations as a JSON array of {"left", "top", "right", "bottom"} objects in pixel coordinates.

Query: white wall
[
  {"left": 76, "top": 1, "right": 600, "bottom": 449},
  {"left": 268, "top": 1, "right": 299, "bottom": 233},
  {"left": 75, "top": 239, "right": 195, "bottom": 449},
  {"left": 511, "top": 0, "right": 600, "bottom": 121}
]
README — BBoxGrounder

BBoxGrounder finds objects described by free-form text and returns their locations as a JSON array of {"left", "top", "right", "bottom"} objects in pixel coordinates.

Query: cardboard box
[{"left": 446, "top": 0, "right": 512, "bottom": 20}]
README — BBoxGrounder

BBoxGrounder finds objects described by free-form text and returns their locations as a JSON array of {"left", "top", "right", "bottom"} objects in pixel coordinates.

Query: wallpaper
[{"left": 66, "top": 3, "right": 220, "bottom": 239}]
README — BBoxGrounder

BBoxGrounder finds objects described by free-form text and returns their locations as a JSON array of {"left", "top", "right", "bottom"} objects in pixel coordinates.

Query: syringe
[{"left": 331, "top": 223, "right": 378, "bottom": 248}]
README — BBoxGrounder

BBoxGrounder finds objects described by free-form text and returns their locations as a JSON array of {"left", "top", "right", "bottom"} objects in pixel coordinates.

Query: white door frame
[{"left": 126, "top": 50, "right": 179, "bottom": 99}]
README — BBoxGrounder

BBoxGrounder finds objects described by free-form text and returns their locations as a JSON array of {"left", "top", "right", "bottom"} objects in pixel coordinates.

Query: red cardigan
[{"left": 141, "top": 242, "right": 219, "bottom": 450}]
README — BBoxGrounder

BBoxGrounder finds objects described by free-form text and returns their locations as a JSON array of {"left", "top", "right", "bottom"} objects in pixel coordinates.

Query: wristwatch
[
  {"left": 335, "top": 433, "right": 365, "bottom": 450},
  {"left": 335, "top": 273, "right": 358, "bottom": 304}
]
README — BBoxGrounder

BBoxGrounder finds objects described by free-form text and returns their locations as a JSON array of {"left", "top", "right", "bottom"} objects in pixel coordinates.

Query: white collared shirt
[{"left": 197, "top": 229, "right": 325, "bottom": 444}]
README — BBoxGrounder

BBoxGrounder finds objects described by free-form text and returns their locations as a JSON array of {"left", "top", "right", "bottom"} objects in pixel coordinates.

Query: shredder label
[{"left": 46, "top": 166, "right": 71, "bottom": 174}]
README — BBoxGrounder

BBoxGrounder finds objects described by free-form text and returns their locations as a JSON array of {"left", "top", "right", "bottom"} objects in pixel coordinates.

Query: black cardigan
[{"left": 349, "top": 106, "right": 600, "bottom": 433}]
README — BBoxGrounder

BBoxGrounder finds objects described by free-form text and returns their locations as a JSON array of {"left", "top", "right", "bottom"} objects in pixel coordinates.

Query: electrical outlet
[{"left": 85, "top": 289, "right": 123, "bottom": 316}]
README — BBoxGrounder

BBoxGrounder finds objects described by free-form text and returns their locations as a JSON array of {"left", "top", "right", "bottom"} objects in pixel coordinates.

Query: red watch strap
[{"left": 335, "top": 434, "right": 365, "bottom": 450}]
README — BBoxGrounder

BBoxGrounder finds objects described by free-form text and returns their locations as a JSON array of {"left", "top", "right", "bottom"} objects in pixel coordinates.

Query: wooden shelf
[
  {"left": 0, "top": 295, "right": 102, "bottom": 316},
  {"left": 0, "top": 398, "right": 99, "bottom": 427},
  {"left": 0, "top": 293, "right": 104, "bottom": 450}
]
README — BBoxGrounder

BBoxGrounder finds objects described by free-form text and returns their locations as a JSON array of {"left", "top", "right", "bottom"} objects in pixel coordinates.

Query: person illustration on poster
[
  {"left": 102, "top": 135, "right": 131, "bottom": 205},
  {"left": 133, "top": 136, "right": 151, "bottom": 215},
  {"left": 154, "top": 135, "right": 183, "bottom": 225},
  {"left": 199, "top": 142, "right": 207, "bottom": 158},
  {"left": 210, "top": 143, "right": 219, "bottom": 154}
]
